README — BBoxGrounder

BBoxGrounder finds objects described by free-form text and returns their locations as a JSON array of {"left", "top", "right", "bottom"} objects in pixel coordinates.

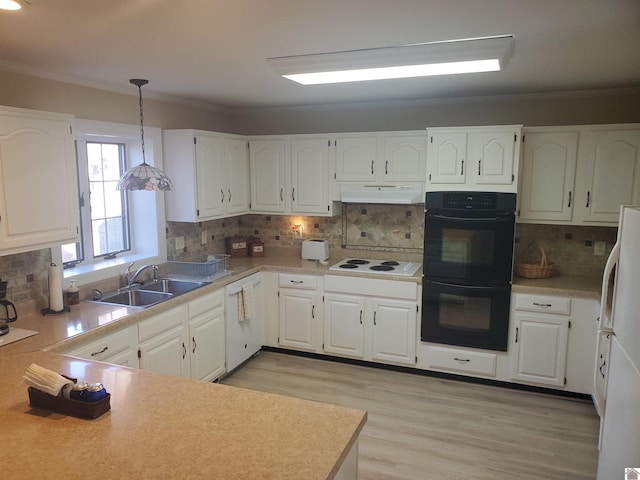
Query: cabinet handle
[
  {"left": 90, "top": 346, "right": 108, "bottom": 357},
  {"left": 228, "top": 188, "right": 232, "bottom": 202},
  {"left": 280, "top": 188, "right": 283, "bottom": 202},
  {"left": 292, "top": 188, "right": 295, "bottom": 202},
  {"left": 373, "top": 311, "right": 377, "bottom": 326},
  {"left": 515, "top": 327, "right": 519, "bottom": 343},
  {"left": 220, "top": 188, "right": 225, "bottom": 203},
  {"left": 311, "top": 305, "right": 315, "bottom": 319},
  {"left": 359, "top": 310, "right": 363, "bottom": 324},
  {"left": 478, "top": 159, "right": 481, "bottom": 175},
  {"left": 290, "top": 280, "right": 304, "bottom": 284},
  {"left": 568, "top": 191, "right": 572, "bottom": 207},
  {"left": 192, "top": 336, "right": 197, "bottom": 354},
  {"left": 461, "top": 159, "right": 464, "bottom": 176},
  {"left": 385, "top": 160, "right": 388, "bottom": 175},
  {"left": 599, "top": 361, "right": 606, "bottom": 378},
  {"left": 454, "top": 357, "right": 470, "bottom": 363},
  {"left": 182, "top": 342, "right": 187, "bottom": 359},
  {"left": 371, "top": 160, "right": 374, "bottom": 175},
  {"left": 586, "top": 191, "right": 591, "bottom": 208},
  {"left": 533, "top": 302, "right": 552, "bottom": 308}
]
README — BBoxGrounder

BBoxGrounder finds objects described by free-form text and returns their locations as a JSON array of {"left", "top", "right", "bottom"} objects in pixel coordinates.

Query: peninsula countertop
[{"left": 1, "top": 350, "right": 366, "bottom": 479}]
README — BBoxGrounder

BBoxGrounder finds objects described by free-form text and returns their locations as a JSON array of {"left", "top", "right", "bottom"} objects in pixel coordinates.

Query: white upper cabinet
[
  {"left": 335, "top": 131, "right": 426, "bottom": 184},
  {"left": 0, "top": 106, "right": 79, "bottom": 255},
  {"left": 290, "top": 138, "right": 331, "bottom": 214},
  {"left": 573, "top": 127, "right": 640, "bottom": 224},
  {"left": 518, "top": 129, "right": 578, "bottom": 222},
  {"left": 427, "top": 125, "right": 522, "bottom": 192},
  {"left": 250, "top": 136, "right": 333, "bottom": 216},
  {"left": 518, "top": 124, "right": 640, "bottom": 226},
  {"left": 163, "top": 130, "right": 249, "bottom": 222},
  {"left": 249, "top": 138, "right": 287, "bottom": 213}
]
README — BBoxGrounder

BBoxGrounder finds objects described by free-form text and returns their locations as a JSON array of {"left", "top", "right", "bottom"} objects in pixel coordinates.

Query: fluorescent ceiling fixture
[
  {"left": 0, "top": 0, "right": 22, "bottom": 10},
  {"left": 269, "top": 35, "right": 514, "bottom": 85},
  {"left": 284, "top": 59, "right": 501, "bottom": 85}
]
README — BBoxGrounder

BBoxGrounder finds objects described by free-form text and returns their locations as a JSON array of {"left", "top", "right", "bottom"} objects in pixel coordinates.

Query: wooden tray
[{"left": 28, "top": 377, "right": 111, "bottom": 420}]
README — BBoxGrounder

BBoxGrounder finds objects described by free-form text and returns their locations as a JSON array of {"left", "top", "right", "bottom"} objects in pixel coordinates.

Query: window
[
  {"left": 54, "top": 119, "right": 167, "bottom": 285},
  {"left": 62, "top": 142, "right": 131, "bottom": 265}
]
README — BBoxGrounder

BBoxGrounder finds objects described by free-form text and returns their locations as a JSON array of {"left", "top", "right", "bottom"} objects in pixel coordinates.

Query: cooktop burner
[{"left": 329, "top": 258, "right": 421, "bottom": 277}]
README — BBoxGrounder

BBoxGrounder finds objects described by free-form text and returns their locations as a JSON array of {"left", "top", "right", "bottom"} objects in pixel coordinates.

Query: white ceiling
[{"left": 1, "top": 0, "right": 639, "bottom": 108}]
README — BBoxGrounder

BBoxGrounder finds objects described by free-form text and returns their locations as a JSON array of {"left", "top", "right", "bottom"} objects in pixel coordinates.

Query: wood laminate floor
[{"left": 221, "top": 351, "right": 599, "bottom": 480}]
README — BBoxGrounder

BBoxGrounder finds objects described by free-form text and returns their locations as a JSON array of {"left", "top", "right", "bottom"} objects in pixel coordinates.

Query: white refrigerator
[{"left": 597, "top": 206, "right": 640, "bottom": 478}]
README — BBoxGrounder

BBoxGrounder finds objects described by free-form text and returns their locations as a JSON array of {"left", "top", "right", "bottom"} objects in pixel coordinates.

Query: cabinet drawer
[
  {"left": 427, "top": 346, "right": 497, "bottom": 376},
  {"left": 138, "top": 304, "right": 188, "bottom": 342},
  {"left": 278, "top": 274, "right": 318, "bottom": 290},
  {"left": 514, "top": 294, "right": 571, "bottom": 315},
  {"left": 189, "top": 289, "right": 224, "bottom": 318},
  {"left": 324, "top": 275, "right": 417, "bottom": 300},
  {"left": 68, "top": 326, "right": 137, "bottom": 362}
]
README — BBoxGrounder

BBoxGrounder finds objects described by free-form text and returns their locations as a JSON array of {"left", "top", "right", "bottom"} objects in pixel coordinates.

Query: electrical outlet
[
  {"left": 201, "top": 231, "right": 208, "bottom": 245},
  {"left": 175, "top": 236, "right": 185, "bottom": 250},
  {"left": 594, "top": 240, "right": 606, "bottom": 256}
]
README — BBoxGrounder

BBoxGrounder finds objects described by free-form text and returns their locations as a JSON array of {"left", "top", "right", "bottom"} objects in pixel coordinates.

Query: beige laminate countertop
[{"left": 0, "top": 350, "right": 366, "bottom": 479}]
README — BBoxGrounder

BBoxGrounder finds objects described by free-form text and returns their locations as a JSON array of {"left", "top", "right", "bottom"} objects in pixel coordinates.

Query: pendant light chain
[{"left": 136, "top": 80, "right": 147, "bottom": 165}]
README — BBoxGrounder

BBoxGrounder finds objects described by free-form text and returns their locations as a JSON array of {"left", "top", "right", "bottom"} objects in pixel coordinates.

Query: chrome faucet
[{"left": 125, "top": 263, "right": 159, "bottom": 288}]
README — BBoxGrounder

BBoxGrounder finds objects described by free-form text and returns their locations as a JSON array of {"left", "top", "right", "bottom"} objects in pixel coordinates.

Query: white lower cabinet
[
  {"left": 278, "top": 274, "right": 322, "bottom": 353},
  {"left": 323, "top": 275, "right": 418, "bottom": 367},
  {"left": 138, "top": 289, "right": 226, "bottom": 381},
  {"left": 509, "top": 293, "right": 597, "bottom": 392},
  {"left": 66, "top": 325, "right": 139, "bottom": 368}
]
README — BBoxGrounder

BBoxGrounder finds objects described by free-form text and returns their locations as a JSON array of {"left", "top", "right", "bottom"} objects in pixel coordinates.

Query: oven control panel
[{"left": 426, "top": 192, "right": 516, "bottom": 212}]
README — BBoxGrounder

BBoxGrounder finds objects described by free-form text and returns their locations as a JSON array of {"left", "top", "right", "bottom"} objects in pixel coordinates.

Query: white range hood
[{"left": 339, "top": 184, "right": 424, "bottom": 204}]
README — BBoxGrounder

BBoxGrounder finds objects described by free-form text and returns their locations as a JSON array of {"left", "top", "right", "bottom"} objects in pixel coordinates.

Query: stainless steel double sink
[{"left": 87, "top": 278, "right": 209, "bottom": 308}]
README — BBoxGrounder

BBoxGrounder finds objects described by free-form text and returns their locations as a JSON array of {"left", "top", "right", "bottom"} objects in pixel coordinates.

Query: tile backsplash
[{"left": 0, "top": 205, "right": 617, "bottom": 304}]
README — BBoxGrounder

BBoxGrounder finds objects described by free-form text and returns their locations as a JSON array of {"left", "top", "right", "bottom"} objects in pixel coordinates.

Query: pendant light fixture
[{"left": 116, "top": 79, "right": 174, "bottom": 191}]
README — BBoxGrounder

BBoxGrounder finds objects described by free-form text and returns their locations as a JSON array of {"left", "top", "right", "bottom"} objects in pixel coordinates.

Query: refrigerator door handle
[{"left": 599, "top": 242, "right": 621, "bottom": 330}]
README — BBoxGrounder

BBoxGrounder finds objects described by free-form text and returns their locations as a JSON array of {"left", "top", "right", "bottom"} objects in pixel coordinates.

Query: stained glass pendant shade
[{"left": 116, "top": 79, "right": 174, "bottom": 191}]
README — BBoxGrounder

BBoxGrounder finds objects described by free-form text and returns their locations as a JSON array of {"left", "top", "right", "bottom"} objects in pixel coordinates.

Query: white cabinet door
[
  {"left": 278, "top": 289, "right": 318, "bottom": 352},
  {"left": 470, "top": 130, "right": 517, "bottom": 186},
  {"left": 371, "top": 298, "right": 416, "bottom": 365},
  {"left": 574, "top": 128, "right": 640, "bottom": 224},
  {"left": 188, "top": 306, "right": 225, "bottom": 382},
  {"left": 323, "top": 293, "right": 365, "bottom": 358},
  {"left": 250, "top": 139, "right": 286, "bottom": 213},
  {"left": 511, "top": 313, "right": 569, "bottom": 387},
  {"left": 195, "top": 133, "right": 226, "bottom": 219},
  {"left": 382, "top": 133, "right": 427, "bottom": 182},
  {"left": 225, "top": 137, "right": 250, "bottom": 215},
  {"left": 138, "top": 325, "right": 190, "bottom": 377},
  {"left": 427, "top": 131, "right": 467, "bottom": 185},
  {"left": 291, "top": 138, "right": 330, "bottom": 214},
  {"left": 0, "top": 107, "right": 79, "bottom": 254},
  {"left": 519, "top": 131, "right": 578, "bottom": 222},
  {"left": 335, "top": 135, "right": 377, "bottom": 182}
]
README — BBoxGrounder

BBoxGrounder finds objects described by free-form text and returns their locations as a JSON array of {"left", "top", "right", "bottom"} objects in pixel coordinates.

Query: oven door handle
[
  {"left": 426, "top": 279, "right": 511, "bottom": 292},
  {"left": 427, "top": 213, "right": 512, "bottom": 223}
]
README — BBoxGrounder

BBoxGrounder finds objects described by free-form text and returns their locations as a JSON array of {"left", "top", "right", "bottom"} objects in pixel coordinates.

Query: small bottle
[{"left": 65, "top": 281, "right": 80, "bottom": 306}]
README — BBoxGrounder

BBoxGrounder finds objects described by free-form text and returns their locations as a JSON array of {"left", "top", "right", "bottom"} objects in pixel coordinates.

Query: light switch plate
[
  {"left": 175, "top": 236, "right": 185, "bottom": 250},
  {"left": 201, "top": 231, "right": 208, "bottom": 245},
  {"left": 594, "top": 240, "right": 606, "bottom": 256}
]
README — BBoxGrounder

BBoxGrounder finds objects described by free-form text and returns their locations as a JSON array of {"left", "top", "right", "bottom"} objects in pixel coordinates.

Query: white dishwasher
[{"left": 225, "top": 273, "right": 263, "bottom": 373}]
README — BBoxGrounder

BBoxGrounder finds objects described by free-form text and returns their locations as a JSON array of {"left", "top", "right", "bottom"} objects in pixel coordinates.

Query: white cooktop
[{"left": 329, "top": 258, "right": 422, "bottom": 277}]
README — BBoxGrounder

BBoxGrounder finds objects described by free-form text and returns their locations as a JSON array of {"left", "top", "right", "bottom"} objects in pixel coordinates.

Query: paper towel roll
[{"left": 48, "top": 263, "right": 64, "bottom": 312}]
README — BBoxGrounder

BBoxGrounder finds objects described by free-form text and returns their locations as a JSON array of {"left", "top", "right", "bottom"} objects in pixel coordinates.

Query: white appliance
[
  {"left": 301, "top": 239, "right": 329, "bottom": 261},
  {"left": 225, "top": 273, "right": 263, "bottom": 373},
  {"left": 329, "top": 258, "right": 422, "bottom": 277},
  {"left": 596, "top": 206, "right": 640, "bottom": 478}
]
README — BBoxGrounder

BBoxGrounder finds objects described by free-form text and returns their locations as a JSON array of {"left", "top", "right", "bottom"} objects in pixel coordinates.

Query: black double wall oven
[{"left": 421, "top": 192, "right": 517, "bottom": 351}]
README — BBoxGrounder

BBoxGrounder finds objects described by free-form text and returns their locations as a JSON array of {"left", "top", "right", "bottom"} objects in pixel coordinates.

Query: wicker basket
[{"left": 515, "top": 245, "right": 554, "bottom": 279}]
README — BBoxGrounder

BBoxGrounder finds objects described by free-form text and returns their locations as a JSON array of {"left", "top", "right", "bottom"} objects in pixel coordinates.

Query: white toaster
[{"left": 302, "top": 239, "right": 329, "bottom": 261}]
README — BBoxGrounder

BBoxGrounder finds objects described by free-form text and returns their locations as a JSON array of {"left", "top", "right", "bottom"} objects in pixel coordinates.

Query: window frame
[{"left": 52, "top": 119, "right": 167, "bottom": 286}]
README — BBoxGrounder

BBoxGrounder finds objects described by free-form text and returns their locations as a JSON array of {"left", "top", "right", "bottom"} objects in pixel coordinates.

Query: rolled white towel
[{"left": 23, "top": 363, "right": 74, "bottom": 398}]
